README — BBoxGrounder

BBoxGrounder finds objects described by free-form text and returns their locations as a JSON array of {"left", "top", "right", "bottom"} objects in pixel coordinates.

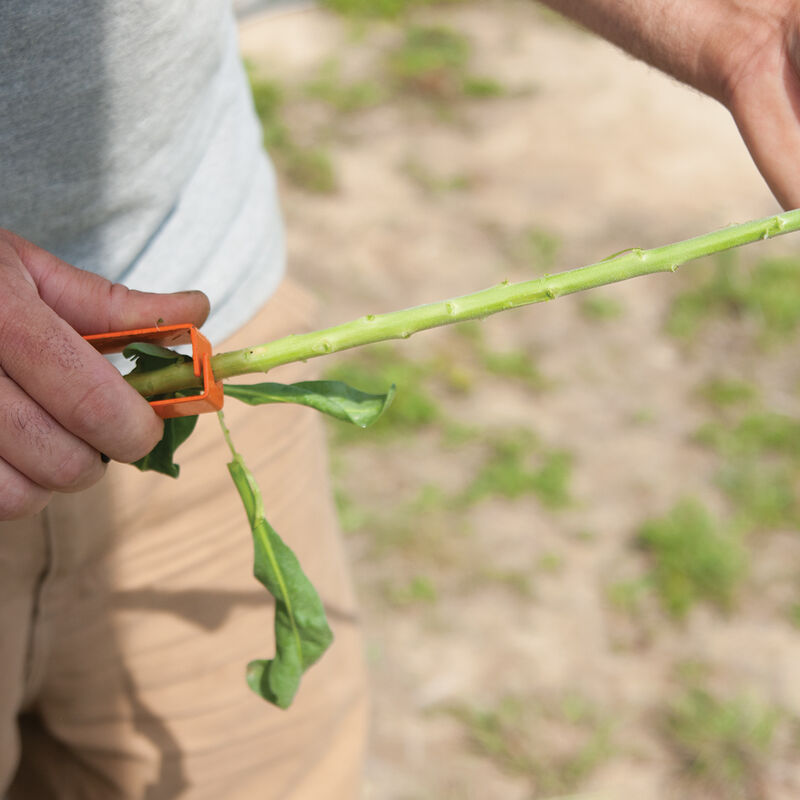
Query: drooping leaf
[
  {"left": 132, "top": 414, "right": 198, "bottom": 478},
  {"left": 223, "top": 380, "right": 395, "bottom": 427},
  {"left": 226, "top": 450, "right": 333, "bottom": 708}
]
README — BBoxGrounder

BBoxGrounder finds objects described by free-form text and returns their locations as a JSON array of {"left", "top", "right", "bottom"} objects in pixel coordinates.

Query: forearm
[{"left": 538, "top": 0, "right": 788, "bottom": 102}]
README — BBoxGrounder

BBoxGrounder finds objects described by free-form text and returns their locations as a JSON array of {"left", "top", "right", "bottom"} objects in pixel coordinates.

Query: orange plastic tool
[{"left": 84, "top": 324, "right": 223, "bottom": 418}]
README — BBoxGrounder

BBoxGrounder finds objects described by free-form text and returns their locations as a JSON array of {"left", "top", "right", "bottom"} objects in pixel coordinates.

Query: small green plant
[
  {"left": 448, "top": 692, "right": 613, "bottom": 794},
  {"left": 605, "top": 577, "right": 649, "bottom": 616},
  {"left": 388, "top": 25, "right": 469, "bottom": 97},
  {"left": 636, "top": 499, "right": 746, "bottom": 619},
  {"left": 664, "top": 686, "right": 779, "bottom": 799},
  {"left": 463, "top": 429, "right": 572, "bottom": 508},
  {"left": 696, "top": 410, "right": 800, "bottom": 530},
  {"left": 667, "top": 253, "right": 743, "bottom": 339},
  {"left": 450, "top": 320, "right": 548, "bottom": 389},
  {"left": 480, "top": 347, "right": 548, "bottom": 388},
  {"left": 498, "top": 224, "right": 562, "bottom": 273},
  {"left": 401, "top": 157, "right": 476, "bottom": 195},
  {"left": 696, "top": 376, "right": 759, "bottom": 410},
  {"left": 462, "top": 75, "right": 505, "bottom": 98},
  {"left": 536, "top": 551, "right": 564, "bottom": 574},
  {"left": 667, "top": 251, "right": 800, "bottom": 340},
  {"left": 697, "top": 411, "right": 800, "bottom": 462},
  {"left": 717, "top": 461, "right": 799, "bottom": 530},
  {"left": 788, "top": 601, "right": 800, "bottom": 629},
  {"left": 321, "top": 0, "right": 464, "bottom": 19},
  {"left": 580, "top": 293, "right": 624, "bottom": 321},
  {"left": 304, "top": 59, "right": 385, "bottom": 113},
  {"left": 473, "top": 566, "right": 535, "bottom": 598},
  {"left": 386, "top": 25, "right": 503, "bottom": 103},
  {"left": 248, "top": 67, "right": 337, "bottom": 193},
  {"left": 384, "top": 574, "right": 438, "bottom": 607}
]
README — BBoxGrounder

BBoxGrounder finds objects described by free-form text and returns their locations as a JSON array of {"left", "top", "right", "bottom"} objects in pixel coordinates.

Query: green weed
[
  {"left": 664, "top": 686, "right": 779, "bottom": 799},
  {"left": 352, "top": 487, "right": 465, "bottom": 564},
  {"left": 401, "top": 157, "right": 476, "bottom": 195},
  {"left": 321, "top": 0, "right": 464, "bottom": 19},
  {"left": 510, "top": 225, "right": 562, "bottom": 273},
  {"left": 747, "top": 256, "right": 800, "bottom": 335},
  {"left": 384, "top": 574, "right": 438, "bottom": 607},
  {"left": 695, "top": 410, "right": 800, "bottom": 530},
  {"left": 387, "top": 25, "right": 469, "bottom": 98},
  {"left": 473, "top": 566, "right": 535, "bottom": 598},
  {"left": 448, "top": 320, "right": 548, "bottom": 389},
  {"left": 667, "top": 252, "right": 800, "bottom": 340},
  {"left": 449, "top": 692, "right": 613, "bottom": 794},
  {"left": 536, "top": 551, "right": 564, "bottom": 574},
  {"left": 696, "top": 376, "right": 759, "bottom": 410},
  {"left": 580, "top": 293, "right": 624, "bottom": 322},
  {"left": 464, "top": 430, "right": 572, "bottom": 509},
  {"left": 282, "top": 148, "right": 336, "bottom": 194},
  {"left": 386, "top": 25, "right": 504, "bottom": 103},
  {"left": 333, "top": 487, "right": 371, "bottom": 534},
  {"left": 248, "top": 68, "right": 337, "bottom": 193},
  {"left": 606, "top": 578, "right": 649, "bottom": 616},
  {"left": 717, "top": 462, "right": 799, "bottom": 530},
  {"left": 480, "top": 347, "right": 548, "bottom": 389},
  {"left": 666, "top": 253, "right": 744, "bottom": 340},
  {"left": 462, "top": 75, "right": 505, "bottom": 98},
  {"left": 304, "top": 59, "right": 385, "bottom": 113},
  {"left": 696, "top": 411, "right": 800, "bottom": 462},
  {"left": 636, "top": 499, "right": 746, "bottom": 619}
]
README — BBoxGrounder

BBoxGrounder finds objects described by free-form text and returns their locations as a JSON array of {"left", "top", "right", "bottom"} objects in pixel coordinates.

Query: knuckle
[
  {"left": 47, "top": 446, "right": 102, "bottom": 492},
  {"left": 71, "top": 377, "right": 162, "bottom": 462},
  {"left": 0, "top": 476, "right": 50, "bottom": 520}
]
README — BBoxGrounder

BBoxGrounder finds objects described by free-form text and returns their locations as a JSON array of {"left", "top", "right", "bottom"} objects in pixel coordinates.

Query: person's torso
[{"left": 0, "top": 2, "right": 285, "bottom": 343}]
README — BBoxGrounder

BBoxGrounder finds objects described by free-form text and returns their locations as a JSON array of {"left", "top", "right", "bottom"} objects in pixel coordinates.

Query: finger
[
  {"left": 0, "top": 367, "right": 106, "bottom": 492},
  {"left": 2, "top": 231, "right": 210, "bottom": 334},
  {"left": 0, "top": 266, "right": 164, "bottom": 463},
  {"left": 726, "top": 48, "right": 800, "bottom": 209},
  {"left": 0, "top": 456, "right": 52, "bottom": 521}
]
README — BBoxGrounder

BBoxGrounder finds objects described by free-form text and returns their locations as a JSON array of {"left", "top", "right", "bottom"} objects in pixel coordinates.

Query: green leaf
[
  {"left": 121, "top": 342, "right": 198, "bottom": 476},
  {"left": 123, "top": 341, "right": 191, "bottom": 375},
  {"left": 223, "top": 380, "right": 395, "bottom": 427},
  {"left": 226, "top": 452, "right": 333, "bottom": 708},
  {"left": 132, "top": 414, "right": 198, "bottom": 478}
]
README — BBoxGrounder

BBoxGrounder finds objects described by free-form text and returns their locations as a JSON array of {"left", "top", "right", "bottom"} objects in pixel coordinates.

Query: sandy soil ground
[{"left": 240, "top": 4, "right": 800, "bottom": 798}]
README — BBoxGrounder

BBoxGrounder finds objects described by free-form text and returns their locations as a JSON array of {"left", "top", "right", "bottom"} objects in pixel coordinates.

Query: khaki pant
[{"left": 0, "top": 280, "right": 368, "bottom": 799}]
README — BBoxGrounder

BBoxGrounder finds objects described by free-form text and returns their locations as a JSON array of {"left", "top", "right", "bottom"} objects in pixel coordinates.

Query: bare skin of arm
[
  {"left": 538, "top": 0, "right": 800, "bottom": 209},
  {"left": 0, "top": 229, "right": 209, "bottom": 520}
]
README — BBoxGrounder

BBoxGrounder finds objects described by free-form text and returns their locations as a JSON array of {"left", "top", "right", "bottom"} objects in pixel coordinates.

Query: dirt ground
[{"left": 239, "top": 3, "right": 800, "bottom": 798}]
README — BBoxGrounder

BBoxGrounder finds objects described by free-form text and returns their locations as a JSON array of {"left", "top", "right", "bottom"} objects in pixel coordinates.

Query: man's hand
[
  {"left": 0, "top": 229, "right": 209, "bottom": 520},
  {"left": 719, "top": 3, "right": 800, "bottom": 209},
  {"left": 538, "top": 0, "right": 800, "bottom": 209}
]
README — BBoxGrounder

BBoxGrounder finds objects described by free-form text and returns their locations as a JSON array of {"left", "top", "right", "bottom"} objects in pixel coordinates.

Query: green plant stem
[
  {"left": 217, "top": 408, "right": 237, "bottom": 459},
  {"left": 126, "top": 209, "right": 800, "bottom": 397}
]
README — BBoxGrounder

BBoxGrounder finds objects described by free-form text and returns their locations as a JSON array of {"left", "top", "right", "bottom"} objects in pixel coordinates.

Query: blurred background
[{"left": 237, "top": 2, "right": 800, "bottom": 797}]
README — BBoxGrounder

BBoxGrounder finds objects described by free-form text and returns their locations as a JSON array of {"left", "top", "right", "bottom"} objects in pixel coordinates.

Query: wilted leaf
[
  {"left": 226, "top": 447, "right": 333, "bottom": 708},
  {"left": 132, "top": 414, "right": 198, "bottom": 478},
  {"left": 224, "top": 380, "right": 395, "bottom": 427}
]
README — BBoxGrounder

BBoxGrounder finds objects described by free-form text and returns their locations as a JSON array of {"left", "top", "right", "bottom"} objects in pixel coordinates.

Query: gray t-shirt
[{"left": 0, "top": 2, "right": 285, "bottom": 344}]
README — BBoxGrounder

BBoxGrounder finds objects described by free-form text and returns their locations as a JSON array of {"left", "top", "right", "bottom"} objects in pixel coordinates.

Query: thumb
[{"left": 8, "top": 231, "right": 210, "bottom": 334}]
